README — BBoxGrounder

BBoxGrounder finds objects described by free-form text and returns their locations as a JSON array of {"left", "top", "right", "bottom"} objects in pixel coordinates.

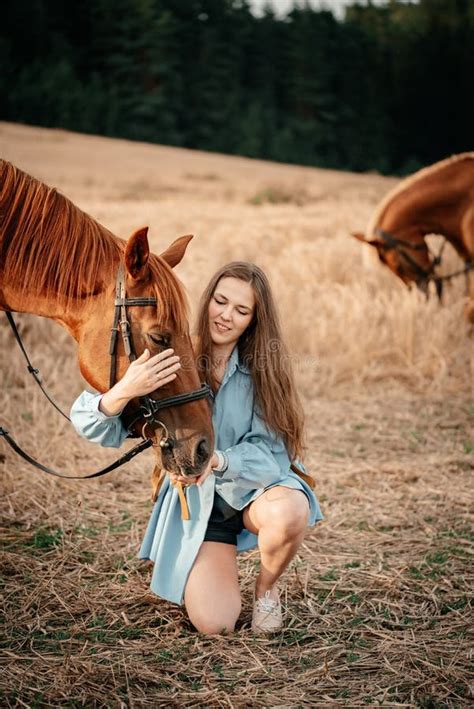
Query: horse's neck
[
  {"left": 384, "top": 184, "right": 448, "bottom": 232},
  {"left": 0, "top": 164, "right": 121, "bottom": 333},
  {"left": 0, "top": 286, "right": 102, "bottom": 342},
  {"left": 381, "top": 166, "right": 472, "bottom": 250}
]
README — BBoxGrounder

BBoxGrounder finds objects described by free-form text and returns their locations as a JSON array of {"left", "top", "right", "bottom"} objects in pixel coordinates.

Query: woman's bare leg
[
  {"left": 243, "top": 486, "right": 309, "bottom": 599},
  {"left": 184, "top": 541, "right": 241, "bottom": 634}
]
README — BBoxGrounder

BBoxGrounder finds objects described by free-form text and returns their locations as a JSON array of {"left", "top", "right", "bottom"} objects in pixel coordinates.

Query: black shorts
[{"left": 203, "top": 493, "right": 245, "bottom": 545}]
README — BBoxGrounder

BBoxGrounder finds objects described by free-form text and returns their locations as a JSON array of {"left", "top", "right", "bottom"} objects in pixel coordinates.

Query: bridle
[
  {"left": 376, "top": 228, "right": 473, "bottom": 300},
  {"left": 109, "top": 263, "right": 211, "bottom": 447},
  {"left": 0, "top": 261, "right": 211, "bottom": 480}
]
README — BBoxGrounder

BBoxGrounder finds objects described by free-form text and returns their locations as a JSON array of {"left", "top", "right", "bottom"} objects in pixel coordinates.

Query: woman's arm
[
  {"left": 70, "top": 348, "right": 180, "bottom": 446},
  {"left": 214, "top": 409, "right": 290, "bottom": 490},
  {"left": 70, "top": 390, "right": 129, "bottom": 448}
]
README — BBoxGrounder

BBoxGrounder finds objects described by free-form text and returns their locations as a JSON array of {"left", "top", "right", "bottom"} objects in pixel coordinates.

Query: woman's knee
[
  {"left": 186, "top": 597, "right": 241, "bottom": 635},
  {"left": 184, "top": 540, "right": 242, "bottom": 634},
  {"left": 258, "top": 489, "right": 309, "bottom": 537}
]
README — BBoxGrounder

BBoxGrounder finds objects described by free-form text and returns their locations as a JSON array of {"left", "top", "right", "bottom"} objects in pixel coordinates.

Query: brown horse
[
  {"left": 353, "top": 153, "right": 474, "bottom": 319},
  {"left": 0, "top": 159, "right": 214, "bottom": 478}
]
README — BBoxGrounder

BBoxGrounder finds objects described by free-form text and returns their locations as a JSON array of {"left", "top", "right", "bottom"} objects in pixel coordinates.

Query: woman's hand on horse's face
[
  {"left": 99, "top": 348, "right": 180, "bottom": 416},
  {"left": 117, "top": 348, "right": 181, "bottom": 399}
]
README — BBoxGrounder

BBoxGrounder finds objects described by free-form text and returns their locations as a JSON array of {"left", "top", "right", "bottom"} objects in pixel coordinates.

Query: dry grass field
[{"left": 1, "top": 122, "right": 473, "bottom": 708}]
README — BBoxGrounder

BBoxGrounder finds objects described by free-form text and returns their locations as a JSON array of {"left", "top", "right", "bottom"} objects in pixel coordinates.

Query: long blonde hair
[{"left": 195, "top": 262, "right": 305, "bottom": 460}]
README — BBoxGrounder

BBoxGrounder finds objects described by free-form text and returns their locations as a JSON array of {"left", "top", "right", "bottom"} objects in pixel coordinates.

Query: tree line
[{"left": 1, "top": 0, "right": 473, "bottom": 174}]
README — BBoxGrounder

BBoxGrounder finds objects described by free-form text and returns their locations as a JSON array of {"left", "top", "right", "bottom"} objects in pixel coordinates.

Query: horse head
[
  {"left": 352, "top": 228, "right": 434, "bottom": 295},
  {"left": 76, "top": 227, "right": 214, "bottom": 478}
]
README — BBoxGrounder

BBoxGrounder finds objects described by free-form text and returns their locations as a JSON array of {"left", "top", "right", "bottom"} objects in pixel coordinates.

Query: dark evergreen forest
[{"left": 1, "top": 0, "right": 473, "bottom": 174}]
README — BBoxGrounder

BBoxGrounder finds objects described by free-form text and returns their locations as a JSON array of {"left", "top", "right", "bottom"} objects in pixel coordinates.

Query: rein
[
  {"left": 1, "top": 261, "right": 211, "bottom": 519},
  {"left": 376, "top": 228, "right": 474, "bottom": 299},
  {"left": 4, "top": 311, "right": 71, "bottom": 422},
  {"left": 0, "top": 309, "right": 154, "bottom": 479}
]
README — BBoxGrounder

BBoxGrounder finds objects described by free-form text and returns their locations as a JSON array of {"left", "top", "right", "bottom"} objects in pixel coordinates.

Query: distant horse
[
  {"left": 0, "top": 160, "right": 213, "bottom": 478},
  {"left": 353, "top": 153, "right": 474, "bottom": 320}
]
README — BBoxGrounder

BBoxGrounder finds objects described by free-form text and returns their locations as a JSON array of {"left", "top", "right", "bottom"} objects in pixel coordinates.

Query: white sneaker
[{"left": 252, "top": 590, "right": 283, "bottom": 634}]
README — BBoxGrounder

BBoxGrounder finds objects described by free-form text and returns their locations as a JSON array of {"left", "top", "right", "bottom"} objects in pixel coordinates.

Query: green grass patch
[
  {"left": 279, "top": 629, "right": 312, "bottom": 646},
  {"left": 212, "top": 663, "right": 224, "bottom": 677},
  {"left": 440, "top": 596, "right": 468, "bottom": 615},
  {"left": 348, "top": 615, "right": 367, "bottom": 627},
  {"left": 75, "top": 524, "right": 100, "bottom": 538},
  {"left": 346, "top": 655, "right": 362, "bottom": 667},
  {"left": 426, "top": 551, "right": 449, "bottom": 565},
  {"left": 439, "top": 525, "right": 474, "bottom": 542},
  {"left": 120, "top": 627, "right": 142, "bottom": 640},
  {"left": 106, "top": 511, "right": 133, "bottom": 533},
  {"left": 29, "top": 527, "right": 63, "bottom": 550},
  {"left": 417, "top": 695, "right": 449, "bottom": 709},
  {"left": 319, "top": 568, "right": 339, "bottom": 582}
]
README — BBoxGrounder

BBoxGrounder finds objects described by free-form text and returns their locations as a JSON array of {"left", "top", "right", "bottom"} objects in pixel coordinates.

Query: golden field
[{"left": 1, "top": 122, "right": 472, "bottom": 707}]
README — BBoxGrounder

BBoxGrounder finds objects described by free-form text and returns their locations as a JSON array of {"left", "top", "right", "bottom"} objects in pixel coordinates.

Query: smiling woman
[
  {"left": 70, "top": 260, "right": 323, "bottom": 635},
  {"left": 207, "top": 277, "right": 255, "bottom": 384}
]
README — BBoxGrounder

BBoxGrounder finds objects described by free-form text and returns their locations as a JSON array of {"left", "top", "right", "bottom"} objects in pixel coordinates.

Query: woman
[{"left": 71, "top": 262, "right": 323, "bottom": 635}]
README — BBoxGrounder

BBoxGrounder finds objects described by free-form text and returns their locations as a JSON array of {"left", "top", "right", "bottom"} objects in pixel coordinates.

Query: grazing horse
[
  {"left": 353, "top": 153, "right": 474, "bottom": 320},
  {"left": 0, "top": 159, "right": 214, "bottom": 478}
]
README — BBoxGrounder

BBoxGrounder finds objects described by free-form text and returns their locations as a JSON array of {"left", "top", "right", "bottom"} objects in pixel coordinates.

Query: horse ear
[
  {"left": 352, "top": 232, "right": 379, "bottom": 246},
  {"left": 125, "top": 227, "right": 150, "bottom": 281},
  {"left": 160, "top": 234, "right": 194, "bottom": 268}
]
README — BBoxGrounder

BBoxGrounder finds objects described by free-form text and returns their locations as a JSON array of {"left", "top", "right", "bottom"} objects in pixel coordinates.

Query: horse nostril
[{"left": 195, "top": 438, "right": 209, "bottom": 466}]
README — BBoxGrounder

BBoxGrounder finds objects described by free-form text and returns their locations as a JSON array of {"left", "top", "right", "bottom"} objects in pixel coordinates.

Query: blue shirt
[{"left": 70, "top": 347, "right": 323, "bottom": 604}]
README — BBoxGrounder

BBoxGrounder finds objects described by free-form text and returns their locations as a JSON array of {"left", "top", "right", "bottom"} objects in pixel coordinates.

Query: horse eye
[{"left": 148, "top": 333, "right": 170, "bottom": 347}]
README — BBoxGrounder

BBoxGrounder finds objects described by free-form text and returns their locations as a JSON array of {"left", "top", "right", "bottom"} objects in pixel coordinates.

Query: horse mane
[
  {"left": 367, "top": 152, "right": 474, "bottom": 238},
  {"left": 147, "top": 255, "right": 189, "bottom": 334},
  {"left": 0, "top": 160, "right": 188, "bottom": 332}
]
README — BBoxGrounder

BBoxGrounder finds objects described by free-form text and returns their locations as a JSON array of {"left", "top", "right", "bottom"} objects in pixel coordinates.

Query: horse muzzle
[{"left": 152, "top": 426, "right": 211, "bottom": 478}]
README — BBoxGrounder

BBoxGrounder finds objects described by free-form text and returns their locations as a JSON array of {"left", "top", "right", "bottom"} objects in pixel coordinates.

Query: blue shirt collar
[{"left": 221, "top": 347, "right": 250, "bottom": 386}]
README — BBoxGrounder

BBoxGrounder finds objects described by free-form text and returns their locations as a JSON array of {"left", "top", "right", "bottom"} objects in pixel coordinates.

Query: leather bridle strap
[
  {"left": 376, "top": 228, "right": 427, "bottom": 251},
  {"left": 126, "top": 383, "right": 212, "bottom": 431},
  {"left": 398, "top": 247, "right": 433, "bottom": 281},
  {"left": 0, "top": 425, "right": 152, "bottom": 479},
  {"left": 109, "top": 263, "right": 157, "bottom": 389},
  {"left": 376, "top": 227, "right": 433, "bottom": 280},
  {"left": 141, "top": 383, "right": 212, "bottom": 418}
]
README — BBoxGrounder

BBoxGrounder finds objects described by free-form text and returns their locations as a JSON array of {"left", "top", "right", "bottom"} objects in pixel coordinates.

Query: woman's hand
[
  {"left": 99, "top": 348, "right": 180, "bottom": 416},
  {"left": 168, "top": 453, "right": 219, "bottom": 488},
  {"left": 118, "top": 348, "right": 180, "bottom": 399}
]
